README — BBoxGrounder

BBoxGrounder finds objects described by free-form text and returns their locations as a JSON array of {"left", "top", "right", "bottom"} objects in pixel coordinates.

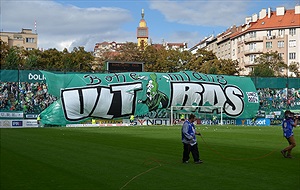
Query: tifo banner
[{"left": 40, "top": 71, "right": 259, "bottom": 125}]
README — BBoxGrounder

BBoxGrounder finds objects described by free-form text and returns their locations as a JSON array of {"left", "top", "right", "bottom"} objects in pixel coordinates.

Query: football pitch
[{"left": 1, "top": 125, "right": 299, "bottom": 190}]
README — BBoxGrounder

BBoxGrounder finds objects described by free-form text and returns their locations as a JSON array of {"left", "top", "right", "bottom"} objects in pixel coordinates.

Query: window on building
[
  {"left": 250, "top": 55, "right": 256, "bottom": 63},
  {"left": 266, "top": 42, "right": 272, "bottom": 48},
  {"left": 26, "top": 38, "right": 35, "bottom": 43},
  {"left": 289, "top": 52, "right": 296, "bottom": 60},
  {"left": 278, "top": 29, "right": 284, "bottom": 36},
  {"left": 26, "top": 48, "right": 33, "bottom": 51},
  {"left": 249, "top": 43, "right": 256, "bottom": 50},
  {"left": 278, "top": 41, "right": 284, "bottom": 48},
  {"left": 249, "top": 31, "right": 256, "bottom": 38},
  {"left": 238, "top": 47, "right": 240, "bottom": 53},
  {"left": 267, "top": 30, "right": 272, "bottom": 36},
  {"left": 289, "top": 28, "right": 296, "bottom": 35},
  {"left": 278, "top": 53, "right": 284, "bottom": 59},
  {"left": 289, "top": 40, "right": 296, "bottom": 47}
]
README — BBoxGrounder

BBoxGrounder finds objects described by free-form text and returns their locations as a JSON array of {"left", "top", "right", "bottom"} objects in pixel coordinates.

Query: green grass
[{"left": 1, "top": 125, "right": 299, "bottom": 190}]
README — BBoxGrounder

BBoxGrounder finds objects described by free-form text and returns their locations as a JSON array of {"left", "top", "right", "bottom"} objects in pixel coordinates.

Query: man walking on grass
[{"left": 181, "top": 114, "right": 203, "bottom": 164}]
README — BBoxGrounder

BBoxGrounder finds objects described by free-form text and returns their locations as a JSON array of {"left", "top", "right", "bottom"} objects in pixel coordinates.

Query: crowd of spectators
[
  {"left": 0, "top": 82, "right": 57, "bottom": 114},
  {"left": 1, "top": 81, "right": 300, "bottom": 115},
  {"left": 257, "top": 88, "right": 300, "bottom": 111}
]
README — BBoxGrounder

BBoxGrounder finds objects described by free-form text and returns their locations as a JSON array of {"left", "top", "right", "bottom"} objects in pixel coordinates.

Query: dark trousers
[{"left": 182, "top": 143, "right": 200, "bottom": 162}]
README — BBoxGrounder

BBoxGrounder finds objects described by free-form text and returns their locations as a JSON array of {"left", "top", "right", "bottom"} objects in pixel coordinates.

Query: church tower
[{"left": 137, "top": 9, "right": 148, "bottom": 50}]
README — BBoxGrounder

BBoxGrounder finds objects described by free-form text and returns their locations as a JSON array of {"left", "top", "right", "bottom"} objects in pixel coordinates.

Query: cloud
[
  {"left": 149, "top": 0, "right": 247, "bottom": 26},
  {"left": 3, "top": 0, "right": 293, "bottom": 52},
  {"left": 1, "top": 0, "right": 134, "bottom": 51}
]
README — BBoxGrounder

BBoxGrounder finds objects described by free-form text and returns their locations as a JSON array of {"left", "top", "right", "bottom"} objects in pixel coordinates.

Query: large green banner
[
  {"left": 40, "top": 71, "right": 259, "bottom": 125},
  {"left": 0, "top": 70, "right": 46, "bottom": 82}
]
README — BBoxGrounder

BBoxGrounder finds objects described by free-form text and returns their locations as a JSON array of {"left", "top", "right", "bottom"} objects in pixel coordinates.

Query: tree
[
  {"left": 218, "top": 59, "right": 241, "bottom": 75},
  {"left": 198, "top": 59, "right": 220, "bottom": 74},
  {"left": 250, "top": 63, "right": 275, "bottom": 77},
  {"left": 70, "top": 47, "right": 94, "bottom": 72},
  {"left": 21, "top": 49, "right": 42, "bottom": 70},
  {"left": 61, "top": 48, "right": 73, "bottom": 72},
  {"left": 0, "top": 40, "right": 10, "bottom": 69},
  {"left": 113, "top": 42, "right": 143, "bottom": 62},
  {"left": 3, "top": 47, "right": 22, "bottom": 70},
  {"left": 183, "top": 49, "right": 240, "bottom": 75},
  {"left": 184, "top": 49, "right": 217, "bottom": 72},
  {"left": 253, "top": 51, "right": 286, "bottom": 77},
  {"left": 141, "top": 45, "right": 160, "bottom": 72},
  {"left": 38, "top": 48, "right": 63, "bottom": 71},
  {"left": 288, "top": 61, "right": 300, "bottom": 77},
  {"left": 149, "top": 48, "right": 190, "bottom": 72}
]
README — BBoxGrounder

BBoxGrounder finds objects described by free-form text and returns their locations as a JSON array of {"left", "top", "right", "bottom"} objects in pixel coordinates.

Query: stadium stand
[{"left": 0, "top": 81, "right": 57, "bottom": 114}]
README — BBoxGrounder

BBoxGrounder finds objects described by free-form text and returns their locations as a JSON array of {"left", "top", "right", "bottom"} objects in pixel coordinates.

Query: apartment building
[
  {"left": 232, "top": 6, "right": 300, "bottom": 76},
  {"left": 189, "top": 35, "right": 215, "bottom": 54},
  {"left": 0, "top": 28, "right": 38, "bottom": 50},
  {"left": 191, "top": 5, "right": 300, "bottom": 76},
  {"left": 190, "top": 26, "right": 239, "bottom": 59}
]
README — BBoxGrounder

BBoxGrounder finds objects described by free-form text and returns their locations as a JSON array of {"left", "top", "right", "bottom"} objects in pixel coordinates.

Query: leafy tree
[
  {"left": 61, "top": 48, "right": 73, "bottom": 72},
  {"left": 177, "top": 50, "right": 193, "bottom": 71},
  {"left": 70, "top": 47, "right": 94, "bottom": 72},
  {"left": 183, "top": 49, "right": 240, "bottom": 75},
  {"left": 3, "top": 47, "right": 22, "bottom": 69},
  {"left": 24, "top": 54, "right": 38, "bottom": 70},
  {"left": 151, "top": 49, "right": 188, "bottom": 72},
  {"left": 151, "top": 48, "right": 170, "bottom": 72},
  {"left": 218, "top": 59, "right": 241, "bottom": 75},
  {"left": 38, "top": 48, "right": 62, "bottom": 71},
  {"left": 21, "top": 49, "right": 42, "bottom": 70},
  {"left": 198, "top": 59, "right": 220, "bottom": 74},
  {"left": 250, "top": 63, "right": 275, "bottom": 77},
  {"left": 288, "top": 61, "right": 300, "bottom": 77},
  {"left": 184, "top": 49, "right": 217, "bottom": 72},
  {"left": 253, "top": 51, "right": 286, "bottom": 77},
  {"left": 113, "top": 42, "right": 143, "bottom": 62},
  {"left": 141, "top": 45, "right": 160, "bottom": 72},
  {"left": 0, "top": 40, "right": 10, "bottom": 69}
]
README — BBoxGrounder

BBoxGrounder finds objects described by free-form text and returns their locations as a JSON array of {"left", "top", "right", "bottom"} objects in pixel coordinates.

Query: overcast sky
[{"left": 1, "top": 0, "right": 298, "bottom": 52}]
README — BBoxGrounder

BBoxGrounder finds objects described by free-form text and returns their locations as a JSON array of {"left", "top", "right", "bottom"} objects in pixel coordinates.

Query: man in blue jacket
[{"left": 181, "top": 114, "right": 203, "bottom": 164}]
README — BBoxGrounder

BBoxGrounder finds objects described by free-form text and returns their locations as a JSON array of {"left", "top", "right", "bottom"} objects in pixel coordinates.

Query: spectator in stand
[
  {"left": 0, "top": 81, "right": 57, "bottom": 113},
  {"left": 257, "top": 88, "right": 300, "bottom": 112}
]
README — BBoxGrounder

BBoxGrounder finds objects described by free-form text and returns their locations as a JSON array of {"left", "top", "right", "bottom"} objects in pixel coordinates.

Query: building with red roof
[{"left": 191, "top": 5, "right": 300, "bottom": 76}]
